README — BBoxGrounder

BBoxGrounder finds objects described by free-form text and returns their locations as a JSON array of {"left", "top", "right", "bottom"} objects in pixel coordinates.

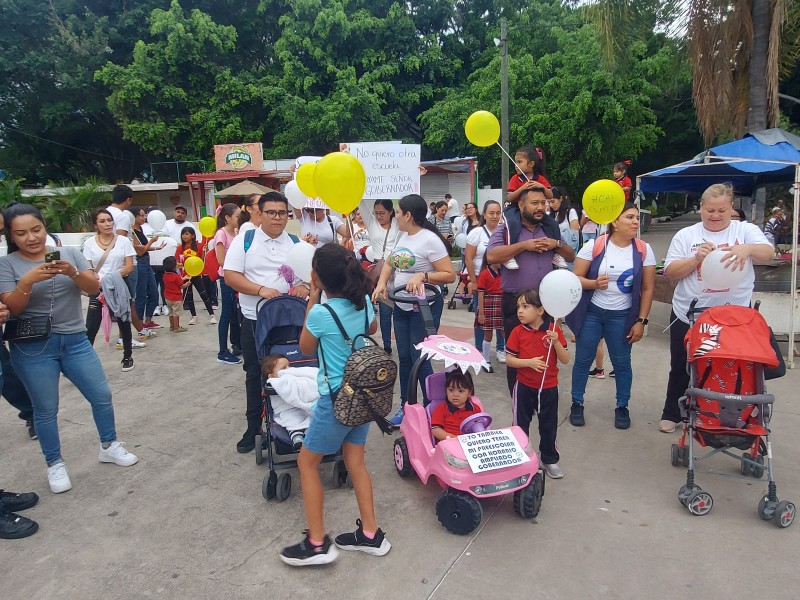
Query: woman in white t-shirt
[
  {"left": 295, "top": 199, "right": 350, "bottom": 248},
  {"left": 657, "top": 183, "right": 773, "bottom": 432},
  {"left": 350, "top": 208, "right": 371, "bottom": 256},
  {"left": 567, "top": 203, "right": 657, "bottom": 430},
  {"left": 373, "top": 194, "right": 455, "bottom": 425},
  {"left": 83, "top": 208, "right": 137, "bottom": 369}
]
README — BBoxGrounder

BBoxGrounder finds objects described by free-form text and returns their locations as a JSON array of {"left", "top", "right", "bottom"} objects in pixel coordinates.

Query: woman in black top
[{"left": 132, "top": 207, "right": 165, "bottom": 328}]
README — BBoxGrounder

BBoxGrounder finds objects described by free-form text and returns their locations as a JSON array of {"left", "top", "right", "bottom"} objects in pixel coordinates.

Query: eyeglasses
[{"left": 264, "top": 210, "right": 289, "bottom": 219}]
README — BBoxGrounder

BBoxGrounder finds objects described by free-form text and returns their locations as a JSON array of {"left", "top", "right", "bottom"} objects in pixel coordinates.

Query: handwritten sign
[
  {"left": 458, "top": 428, "right": 530, "bottom": 473},
  {"left": 340, "top": 142, "right": 421, "bottom": 199}
]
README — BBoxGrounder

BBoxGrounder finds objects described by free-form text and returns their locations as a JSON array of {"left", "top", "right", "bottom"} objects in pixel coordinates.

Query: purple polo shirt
[{"left": 487, "top": 222, "right": 554, "bottom": 293}]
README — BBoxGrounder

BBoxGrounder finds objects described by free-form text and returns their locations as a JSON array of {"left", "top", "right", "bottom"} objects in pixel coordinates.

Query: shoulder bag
[
  {"left": 364, "top": 226, "right": 390, "bottom": 288},
  {"left": 3, "top": 279, "right": 55, "bottom": 342}
]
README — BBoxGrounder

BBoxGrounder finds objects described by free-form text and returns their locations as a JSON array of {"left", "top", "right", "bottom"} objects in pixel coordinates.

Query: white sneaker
[
  {"left": 496, "top": 350, "right": 507, "bottom": 364},
  {"left": 48, "top": 462, "right": 72, "bottom": 493},
  {"left": 99, "top": 441, "right": 139, "bottom": 466},
  {"left": 116, "top": 338, "right": 147, "bottom": 349},
  {"left": 209, "top": 315, "right": 217, "bottom": 324},
  {"left": 189, "top": 316, "right": 198, "bottom": 325},
  {"left": 659, "top": 419, "right": 677, "bottom": 433},
  {"left": 542, "top": 463, "right": 564, "bottom": 479},
  {"left": 160, "top": 305, "right": 170, "bottom": 316},
  {"left": 138, "top": 329, "right": 157, "bottom": 340},
  {"left": 503, "top": 258, "right": 519, "bottom": 270},
  {"left": 552, "top": 254, "right": 568, "bottom": 269}
]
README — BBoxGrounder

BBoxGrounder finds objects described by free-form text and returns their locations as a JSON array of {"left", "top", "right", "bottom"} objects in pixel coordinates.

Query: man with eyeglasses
[{"left": 224, "top": 191, "right": 309, "bottom": 453}]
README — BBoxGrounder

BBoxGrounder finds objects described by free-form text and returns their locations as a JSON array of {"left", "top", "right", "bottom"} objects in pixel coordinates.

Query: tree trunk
[{"left": 747, "top": 0, "right": 771, "bottom": 133}]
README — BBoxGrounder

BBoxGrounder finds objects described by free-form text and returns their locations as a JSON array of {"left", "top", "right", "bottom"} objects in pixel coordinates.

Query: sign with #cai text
[
  {"left": 340, "top": 142, "right": 421, "bottom": 199},
  {"left": 458, "top": 428, "right": 530, "bottom": 473}
]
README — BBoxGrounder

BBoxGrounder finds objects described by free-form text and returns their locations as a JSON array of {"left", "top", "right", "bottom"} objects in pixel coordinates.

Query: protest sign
[
  {"left": 458, "top": 429, "right": 530, "bottom": 473},
  {"left": 340, "top": 142, "right": 421, "bottom": 199}
]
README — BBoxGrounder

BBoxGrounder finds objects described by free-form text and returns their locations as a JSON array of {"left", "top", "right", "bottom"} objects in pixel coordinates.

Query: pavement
[{"left": 2, "top": 213, "right": 799, "bottom": 600}]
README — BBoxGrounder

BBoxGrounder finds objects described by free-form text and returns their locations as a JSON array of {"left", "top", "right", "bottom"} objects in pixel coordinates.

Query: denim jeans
[
  {"left": 1, "top": 343, "right": 33, "bottom": 420},
  {"left": 393, "top": 297, "right": 443, "bottom": 406},
  {"left": 135, "top": 261, "right": 159, "bottom": 320},
  {"left": 571, "top": 303, "right": 633, "bottom": 408},
  {"left": 217, "top": 277, "right": 241, "bottom": 354},
  {"left": 378, "top": 301, "right": 393, "bottom": 349},
  {"left": 472, "top": 293, "right": 504, "bottom": 353},
  {"left": 9, "top": 333, "right": 117, "bottom": 465}
]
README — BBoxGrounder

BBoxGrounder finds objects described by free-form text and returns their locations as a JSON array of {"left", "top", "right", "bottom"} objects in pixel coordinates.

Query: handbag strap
[
  {"left": 93, "top": 236, "right": 117, "bottom": 274},
  {"left": 380, "top": 226, "right": 390, "bottom": 255}
]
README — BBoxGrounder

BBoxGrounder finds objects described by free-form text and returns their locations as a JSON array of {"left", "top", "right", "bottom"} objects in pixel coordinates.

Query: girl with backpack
[
  {"left": 565, "top": 203, "right": 657, "bottom": 430},
  {"left": 280, "top": 244, "right": 390, "bottom": 567}
]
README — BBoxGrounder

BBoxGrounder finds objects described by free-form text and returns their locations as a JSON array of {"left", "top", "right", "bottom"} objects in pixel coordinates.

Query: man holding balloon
[{"left": 658, "top": 183, "right": 773, "bottom": 433}]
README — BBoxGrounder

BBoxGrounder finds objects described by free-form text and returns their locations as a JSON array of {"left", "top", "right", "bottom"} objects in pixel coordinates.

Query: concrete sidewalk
[{"left": 2, "top": 215, "right": 798, "bottom": 599}]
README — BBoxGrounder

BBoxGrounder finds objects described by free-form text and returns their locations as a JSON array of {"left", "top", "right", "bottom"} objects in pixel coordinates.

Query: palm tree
[
  {"left": 37, "top": 178, "right": 109, "bottom": 232},
  {"left": 587, "top": 0, "right": 797, "bottom": 144}
]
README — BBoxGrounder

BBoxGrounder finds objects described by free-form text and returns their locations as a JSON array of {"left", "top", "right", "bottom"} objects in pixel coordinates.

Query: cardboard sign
[
  {"left": 458, "top": 428, "right": 530, "bottom": 473},
  {"left": 214, "top": 143, "right": 263, "bottom": 172},
  {"left": 340, "top": 142, "right": 421, "bottom": 199}
]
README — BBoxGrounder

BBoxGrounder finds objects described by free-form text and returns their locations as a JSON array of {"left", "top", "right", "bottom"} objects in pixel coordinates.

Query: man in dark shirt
[{"left": 486, "top": 188, "right": 575, "bottom": 392}]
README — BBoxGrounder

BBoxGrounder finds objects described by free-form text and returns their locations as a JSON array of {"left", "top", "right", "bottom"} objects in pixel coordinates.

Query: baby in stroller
[{"left": 262, "top": 353, "right": 319, "bottom": 451}]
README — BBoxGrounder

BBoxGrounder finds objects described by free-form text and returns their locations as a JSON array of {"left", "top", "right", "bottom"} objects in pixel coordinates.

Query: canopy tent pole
[{"left": 790, "top": 164, "right": 799, "bottom": 369}]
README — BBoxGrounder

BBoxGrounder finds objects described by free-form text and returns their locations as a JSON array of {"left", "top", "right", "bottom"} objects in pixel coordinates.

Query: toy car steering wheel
[
  {"left": 460, "top": 412, "right": 493, "bottom": 434},
  {"left": 388, "top": 283, "right": 441, "bottom": 305}
]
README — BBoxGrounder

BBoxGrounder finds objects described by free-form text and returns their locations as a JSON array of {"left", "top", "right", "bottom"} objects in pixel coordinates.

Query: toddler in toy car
[{"left": 431, "top": 370, "right": 481, "bottom": 441}]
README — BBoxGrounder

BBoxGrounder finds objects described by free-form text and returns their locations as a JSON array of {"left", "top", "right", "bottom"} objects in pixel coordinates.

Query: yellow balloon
[
  {"left": 314, "top": 152, "right": 366, "bottom": 214},
  {"left": 198, "top": 216, "right": 216, "bottom": 239},
  {"left": 582, "top": 179, "right": 626, "bottom": 225},
  {"left": 464, "top": 110, "right": 500, "bottom": 147},
  {"left": 184, "top": 256, "right": 204, "bottom": 277},
  {"left": 295, "top": 163, "right": 318, "bottom": 198}
]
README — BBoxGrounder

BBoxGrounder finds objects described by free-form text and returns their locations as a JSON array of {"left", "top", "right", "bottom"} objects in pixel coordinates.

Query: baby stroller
[
  {"left": 253, "top": 295, "right": 349, "bottom": 502},
  {"left": 671, "top": 301, "right": 794, "bottom": 527},
  {"left": 447, "top": 271, "right": 473, "bottom": 311}
]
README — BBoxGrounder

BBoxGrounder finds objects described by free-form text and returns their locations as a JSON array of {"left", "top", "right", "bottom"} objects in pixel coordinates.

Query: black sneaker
[
  {"left": 236, "top": 431, "right": 256, "bottom": 454},
  {"left": 609, "top": 370, "right": 616, "bottom": 378},
  {"left": 0, "top": 508, "right": 38, "bottom": 539},
  {"left": 384, "top": 345, "right": 392, "bottom": 356},
  {"left": 231, "top": 345, "right": 242, "bottom": 356},
  {"left": 280, "top": 531, "right": 339, "bottom": 566},
  {"left": 588, "top": 368, "right": 605, "bottom": 379},
  {"left": 0, "top": 490, "right": 39, "bottom": 512},
  {"left": 615, "top": 406, "right": 631, "bottom": 429},
  {"left": 25, "top": 419, "right": 37, "bottom": 440},
  {"left": 335, "top": 519, "right": 391, "bottom": 556},
  {"left": 569, "top": 403, "right": 585, "bottom": 427},
  {"left": 121, "top": 357, "right": 134, "bottom": 372}
]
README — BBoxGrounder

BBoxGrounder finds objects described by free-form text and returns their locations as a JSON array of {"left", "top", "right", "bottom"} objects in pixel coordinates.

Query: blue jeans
[
  {"left": 571, "top": 304, "right": 633, "bottom": 408},
  {"left": 472, "top": 293, "right": 505, "bottom": 353},
  {"left": 135, "top": 261, "right": 159, "bottom": 320},
  {"left": 217, "top": 277, "right": 241, "bottom": 354},
  {"left": 9, "top": 333, "right": 117, "bottom": 466},
  {"left": 393, "top": 297, "right": 443, "bottom": 406},
  {"left": 379, "top": 301, "right": 393, "bottom": 349}
]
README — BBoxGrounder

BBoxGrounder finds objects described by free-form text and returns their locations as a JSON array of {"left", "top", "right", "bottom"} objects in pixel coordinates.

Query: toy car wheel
[
  {"left": 448, "top": 298, "right": 456, "bottom": 310},
  {"left": 436, "top": 489, "right": 483, "bottom": 535},
  {"left": 773, "top": 500, "right": 796, "bottom": 528},
  {"left": 758, "top": 496, "right": 776, "bottom": 520},
  {"left": 515, "top": 472, "right": 544, "bottom": 519},
  {"left": 263, "top": 471, "right": 277, "bottom": 500},
  {"left": 254, "top": 434, "right": 264, "bottom": 465},
  {"left": 277, "top": 473, "right": 291, "bottom": 502},
  {"left": 467, "top": 303, "right": 474, "bottom": 312},
  {"left": 686, "top": 489, "right": 713, "bottom": 516},
  {"left": 753, "top": 455, "right": 765, "bottom": 479},
  {"left": 671, "top": 444, "right": 680, "bottom": 467},
  {"left": 393, "top": 437, "right": 413, "bottom": 478},
  {"left": 333, "top": 460, "right": 348, "bottom": 488}
]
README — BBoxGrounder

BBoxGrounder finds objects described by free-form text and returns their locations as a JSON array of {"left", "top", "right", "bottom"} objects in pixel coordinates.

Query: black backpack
[{"left": 318, "top": 303, "right": 396, "bottom": 434}]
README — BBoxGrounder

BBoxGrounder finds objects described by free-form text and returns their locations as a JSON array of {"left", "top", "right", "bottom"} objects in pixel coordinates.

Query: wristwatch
[
  {"left": 556, "top": 239, "right": 562, "bottom": 249},
  {"left": 635, "top": 317, "right": 649, "bottom": 325}
]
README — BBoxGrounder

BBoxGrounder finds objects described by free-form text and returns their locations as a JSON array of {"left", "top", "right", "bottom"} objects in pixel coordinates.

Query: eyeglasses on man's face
[{"left": 263, "top": 210, "right": 289, "bottom": 219}]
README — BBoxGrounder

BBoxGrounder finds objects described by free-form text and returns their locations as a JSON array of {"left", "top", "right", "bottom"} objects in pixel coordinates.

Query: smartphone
[{"left": 45, "top": 250, "right": 60, "bottom": 262}]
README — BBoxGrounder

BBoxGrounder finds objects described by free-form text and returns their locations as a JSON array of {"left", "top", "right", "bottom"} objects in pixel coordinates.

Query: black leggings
[
  {"left": 183, "top": 276, "right": 214, "bottom": 316},
  {"left": 86, "top": 296, "right": 133, "bottom": 360},
  {"left": 501, "top": 292, "right": 522, "bottom": 395},
  {"left": 661, "top": 311, "right": 691, "bottom": 422}
]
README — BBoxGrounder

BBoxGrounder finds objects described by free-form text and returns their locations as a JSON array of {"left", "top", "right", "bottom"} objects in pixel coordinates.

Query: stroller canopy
[{"left": 685, "top": 306, "right": 779, "bottom": 367}]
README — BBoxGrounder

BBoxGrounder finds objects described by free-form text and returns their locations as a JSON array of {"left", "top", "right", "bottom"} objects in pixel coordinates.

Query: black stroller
[{"left": 253, "top": 296, "right": 348, "bottom": 502}]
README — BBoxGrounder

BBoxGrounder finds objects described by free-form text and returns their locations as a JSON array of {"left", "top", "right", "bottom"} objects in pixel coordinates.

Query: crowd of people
[{"left": 0, "top": 164, "right": 778, "bottom": 566}]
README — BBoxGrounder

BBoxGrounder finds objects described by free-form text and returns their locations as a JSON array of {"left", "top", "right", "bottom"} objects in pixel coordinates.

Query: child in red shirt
[
  {"left": 162, "top": 256, "right": 190, "bottom": 332},
  {"left": 476, "top": 263, "right": 503, "bottom": 369},
  {"left": 506, "top": 289, "right": 570, "bottom": 478},
  {"left": 430, "top": 370, "right": 480, "bottom": 441},
  {"left": 613, "top": 162, "right": 632, "bottom": 201}
]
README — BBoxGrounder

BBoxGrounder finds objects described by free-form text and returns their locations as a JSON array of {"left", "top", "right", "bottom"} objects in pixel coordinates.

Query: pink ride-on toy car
[{"left": 388, "top": 285, "right": 545, "bottom": 535}]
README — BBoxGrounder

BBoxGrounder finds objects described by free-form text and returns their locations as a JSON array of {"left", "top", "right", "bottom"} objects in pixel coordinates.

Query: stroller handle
[{"left": 685, "top": 388, "right": 775, "bottom": 407}]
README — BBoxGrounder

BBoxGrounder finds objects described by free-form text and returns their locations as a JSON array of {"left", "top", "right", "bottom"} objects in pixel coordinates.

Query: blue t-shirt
[{"left": 306, "top": 296, "right": 375, "bottom": 394}]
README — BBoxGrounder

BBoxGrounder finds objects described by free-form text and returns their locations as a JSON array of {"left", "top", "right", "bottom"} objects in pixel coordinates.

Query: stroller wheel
[
  {"left": 678, "top": 485, "right": 694, "bottom": 507},
  {"left": 670, "top": 444, "right": 680, "bottom": 467},
  {"left": 686, "top": 489, "right": 713, "bottom": 516},
  {"left": 681, "top": 447, "right": 689, "bottom": 468},
  {"left": 740, "top": 452, "right": 752, "bottom": 476},
  {"left": 277, "top": 473, "right": 291, "bottom": 502},
  {"left": 255, "top": 434, "right": 264, "bottom": 465},
  {"left": 263, "top": 471, "right": 277, "bottom": 500},
  {"left": 333, "top": 460, "right": 348, "bottom": 488},
  {"left": 753, "top": 455, "right": 765, "bottom": 479},
  {"left": 758, "top": 496, "right": 776, "bottom": 520},
  {"left": 773, "top": 501, "right": 796, "bottom": 528}
]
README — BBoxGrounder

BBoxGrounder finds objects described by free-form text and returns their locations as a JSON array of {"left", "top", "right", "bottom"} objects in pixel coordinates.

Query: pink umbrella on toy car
[{"left": 415, "top": 335, "right": 489, "bottom": 375}]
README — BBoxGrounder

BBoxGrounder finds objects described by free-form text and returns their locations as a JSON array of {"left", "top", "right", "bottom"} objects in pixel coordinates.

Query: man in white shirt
[
  {"left": 445, "top": 194, "right": 459, "bottom": 222},
  {"left": 224, "top": 191, "right": 309, "bottom": 453},
  {"left": 163, "top": 205, "right": 199, "bottom": 242},
  {"left": 658, "top": 183, "right": 773, "bottom": 433}
]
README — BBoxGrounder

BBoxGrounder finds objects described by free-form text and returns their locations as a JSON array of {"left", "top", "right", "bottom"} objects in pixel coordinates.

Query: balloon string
[
  {"left": 539, "top": 321, "right": 555, "bottom": 393},
  {"left": 496, "top": 142, "right": 529, "bottom": 181}
]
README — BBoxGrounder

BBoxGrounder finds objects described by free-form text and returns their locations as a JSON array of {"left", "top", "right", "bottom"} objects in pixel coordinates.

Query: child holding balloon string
[{"left": 175, "top": 227, "right": 216, "bottom": 325}]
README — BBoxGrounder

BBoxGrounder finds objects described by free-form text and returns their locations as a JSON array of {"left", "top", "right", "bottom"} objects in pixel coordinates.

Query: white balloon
[
  {"left": 365, "top": 246, "right": 378, "bottom": 262},
  {"left": 147, "top": 210, "right": 167, "bottom": 232},
  {"left": 539, "top": 269, "right": 582, "bottom": 319},
  {"left": 700, "top": 249, "right": 750, "bottom": 290},
  {"left": 455, "top": 233, "right": 468, "bottom": 249},
  {"left": 285, "top": 180, "right": 308, "bottom": 209},
  {"left": 147, "top": 236, "right": 178, "bottom": 268},
  {"left": 453, "top": 216, "right": 464, "bottom": 232},
  {"left": 286, "top": 241, "right": 316, "bottom": 282}
]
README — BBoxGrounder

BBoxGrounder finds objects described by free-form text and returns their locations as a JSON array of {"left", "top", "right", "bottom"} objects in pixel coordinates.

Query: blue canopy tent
[{"left": 637, "top": 129, "right": 800, "bottom": 367}]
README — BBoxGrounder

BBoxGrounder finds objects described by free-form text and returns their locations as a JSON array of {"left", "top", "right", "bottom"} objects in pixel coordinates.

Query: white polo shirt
[
  {"left": 107, "top": 205, "right": 131, "bottom": 235},
  {"left": 224, "top": 226, "right": 300, "bottom": 320}
]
